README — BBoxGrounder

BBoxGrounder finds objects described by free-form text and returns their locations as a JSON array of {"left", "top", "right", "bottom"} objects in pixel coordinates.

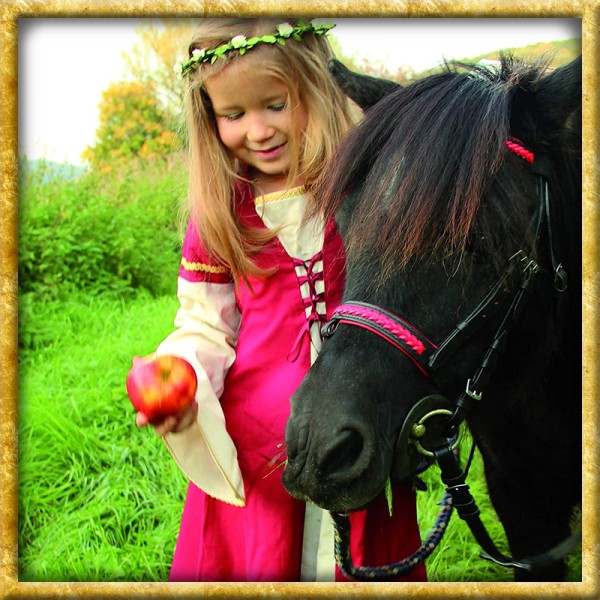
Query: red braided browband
[
  {"left": 506, "top": 138, "right": 534, "bottom": 164},
  {"left": 331, "top": 304, "right": 428, "bottom": 354}
]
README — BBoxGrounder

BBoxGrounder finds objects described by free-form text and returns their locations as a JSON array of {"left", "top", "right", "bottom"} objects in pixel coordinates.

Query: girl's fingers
[
  {"left": 152, "top": 416, "right": 176, "bottom": 437},
  {"left": 172, "top": 403, "right": 198, "bottom": 432},
  {"left": 136, "top": 404, "right": 197, "bottom": 435}
]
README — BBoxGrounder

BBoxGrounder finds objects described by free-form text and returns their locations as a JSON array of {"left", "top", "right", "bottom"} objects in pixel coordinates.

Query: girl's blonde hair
[{"left": 182, "top": 18, "right": 358, "bottom": 285}]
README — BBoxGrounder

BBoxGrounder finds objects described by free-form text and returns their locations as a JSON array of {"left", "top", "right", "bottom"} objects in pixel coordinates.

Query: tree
[
  {"left": 82, "top": 81, "right": 179, "bottom": 171},
  {"left": 122, "top": 19, "right": 197, "bottom": 128}
]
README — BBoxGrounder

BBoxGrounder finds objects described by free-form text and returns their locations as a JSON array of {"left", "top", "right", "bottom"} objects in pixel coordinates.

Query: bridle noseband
[{"left": 323, "top": 139, "right": 581, "bottom": 579}]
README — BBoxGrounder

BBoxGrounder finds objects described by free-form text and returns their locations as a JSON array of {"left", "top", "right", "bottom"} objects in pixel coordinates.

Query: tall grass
[{"left": 19, "top": 291, "right": 186, "bottom": 581}]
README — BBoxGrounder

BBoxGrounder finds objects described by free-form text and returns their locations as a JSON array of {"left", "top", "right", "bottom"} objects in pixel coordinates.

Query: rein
[
  {"left": 323, "top": 141, "right": 581, "bottom": 580},
  {"left": 332, "top": 491, "right": 453, "bottom": 580}
]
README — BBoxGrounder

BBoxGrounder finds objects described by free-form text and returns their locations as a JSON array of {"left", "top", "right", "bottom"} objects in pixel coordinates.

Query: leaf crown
[{"left": 173, "top": 20, "right": 335, "bottom": 79}]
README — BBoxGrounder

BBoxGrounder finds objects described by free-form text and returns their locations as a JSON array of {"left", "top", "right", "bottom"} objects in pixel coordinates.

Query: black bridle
[{"left": 322, "top": 146, "right": 581, "bottom": 580}]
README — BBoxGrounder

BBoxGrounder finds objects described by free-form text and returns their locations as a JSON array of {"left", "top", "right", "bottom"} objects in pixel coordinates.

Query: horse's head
[{"left": 283, "top": 56, "right": 581, "bottom": 513}]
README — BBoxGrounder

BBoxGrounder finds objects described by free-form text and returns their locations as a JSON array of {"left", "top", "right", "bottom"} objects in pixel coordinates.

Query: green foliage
[{"left": 18, "top": 158, "right": 185, "bottom": 312}]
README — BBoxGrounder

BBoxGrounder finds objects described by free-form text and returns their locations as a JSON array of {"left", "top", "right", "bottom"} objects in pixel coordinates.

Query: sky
[{"left": 18, "top": 18, "right": 581, "bottom": 166}]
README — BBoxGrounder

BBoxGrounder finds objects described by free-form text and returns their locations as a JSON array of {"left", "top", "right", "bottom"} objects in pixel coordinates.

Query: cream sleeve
[{"left": 156, "top": 277, "right": 246, "bottom": 506}]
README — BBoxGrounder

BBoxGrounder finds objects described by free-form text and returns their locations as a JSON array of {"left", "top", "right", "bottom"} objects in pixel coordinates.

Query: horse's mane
[{"left": 313, "top": 55, "right": 563, "bottom": 279}]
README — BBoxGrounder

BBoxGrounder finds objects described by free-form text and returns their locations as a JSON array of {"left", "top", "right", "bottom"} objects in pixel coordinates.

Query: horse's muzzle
[{"left": 283, "top": 417, "right": 387, "bottom": 511}]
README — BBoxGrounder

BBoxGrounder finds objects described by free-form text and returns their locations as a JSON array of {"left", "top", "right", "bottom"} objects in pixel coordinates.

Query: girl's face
[{"left": 205, "top": 57, "right": 308, "bottom": 194}]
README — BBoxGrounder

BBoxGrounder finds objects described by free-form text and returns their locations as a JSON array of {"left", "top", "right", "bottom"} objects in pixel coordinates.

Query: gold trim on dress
[
  {"left": 255, "top": 186, "right": 307, "bottom": 205},
  {"left": 181, "top": 256, "right": 229, "bottom": 274}
]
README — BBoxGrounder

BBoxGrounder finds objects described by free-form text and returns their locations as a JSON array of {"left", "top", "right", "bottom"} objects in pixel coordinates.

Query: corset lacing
[{"left": 288, "top": 252, "right": 327, "bottom": 362}]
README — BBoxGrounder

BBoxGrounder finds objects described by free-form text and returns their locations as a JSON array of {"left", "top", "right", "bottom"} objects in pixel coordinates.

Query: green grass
[
  {"left": 415, "top": 441, "right": 520, "bottom": 582},
  {"left": 17, "top": 291, "right": 581, "bottom": 582},
  {"left": 18, "top": 291, "right": 186, "bottom": 581},
  {"left": 417, "top": 456, "right": 582, "bottom": 582}
]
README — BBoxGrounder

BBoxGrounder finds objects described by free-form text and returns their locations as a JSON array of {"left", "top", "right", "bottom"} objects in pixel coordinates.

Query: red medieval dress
[{"left": 156, "top": 181, "right": 426, "bottom": 582}]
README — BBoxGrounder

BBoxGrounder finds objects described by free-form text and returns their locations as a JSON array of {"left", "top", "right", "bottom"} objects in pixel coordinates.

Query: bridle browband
[
  {"left": 321, "top": 302, "right": 437, "bottom": 378},
  {"left": 324, "top": 139, "right": 581, "bottom": 580}
]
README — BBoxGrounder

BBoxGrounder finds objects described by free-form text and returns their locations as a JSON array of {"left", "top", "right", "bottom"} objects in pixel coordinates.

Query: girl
[{"left": 134, "top": 18, "right": 426, "bottom": 583}]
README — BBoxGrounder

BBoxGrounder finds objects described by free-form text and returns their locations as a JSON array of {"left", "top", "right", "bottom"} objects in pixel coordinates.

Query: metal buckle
[
  {"left": 465, "top": 379, "right": 483, "bottom": 401},
  {"left": 510, "top": 250, "right": 539, "bottom": 274}
]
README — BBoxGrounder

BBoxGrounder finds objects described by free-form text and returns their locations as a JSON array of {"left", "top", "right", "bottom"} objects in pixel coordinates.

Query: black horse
[{"left": 283, "top": 55, "right": 582, "bottom": 581}]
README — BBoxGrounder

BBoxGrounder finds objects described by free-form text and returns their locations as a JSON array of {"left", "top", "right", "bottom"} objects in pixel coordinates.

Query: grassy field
[
  {"left": 18, "top": 292, "right": 186, "bottom": 581},
  {"left": 17, "top": 291, "right": 581, "bottom": 582}
]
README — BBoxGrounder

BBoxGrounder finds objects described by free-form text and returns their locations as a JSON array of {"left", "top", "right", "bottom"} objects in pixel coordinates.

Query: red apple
[{"left": 126, "top": 355, "right": 197, "bottom": 424}]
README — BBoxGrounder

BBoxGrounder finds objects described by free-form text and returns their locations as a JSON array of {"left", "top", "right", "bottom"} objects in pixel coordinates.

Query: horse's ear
[
  {"left": 329, "top": 59, "right": 401, "bottom": 110},
  {"left": 532, "top": 55, "right": 581, "bottom": 132}
]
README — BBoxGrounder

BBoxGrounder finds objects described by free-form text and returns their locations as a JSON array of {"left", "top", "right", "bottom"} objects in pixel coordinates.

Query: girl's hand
[
  {"left": 136, "top": 402, "right": 198, "bottom": 436},
  {"left": 131, "top": 354, "right": 198, "bottom": 436}
]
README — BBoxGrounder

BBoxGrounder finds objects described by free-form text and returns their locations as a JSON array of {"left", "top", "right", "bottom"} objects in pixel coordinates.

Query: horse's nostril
[{"left": 317, "top": 428, "right": 365, "bottom": 478}]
